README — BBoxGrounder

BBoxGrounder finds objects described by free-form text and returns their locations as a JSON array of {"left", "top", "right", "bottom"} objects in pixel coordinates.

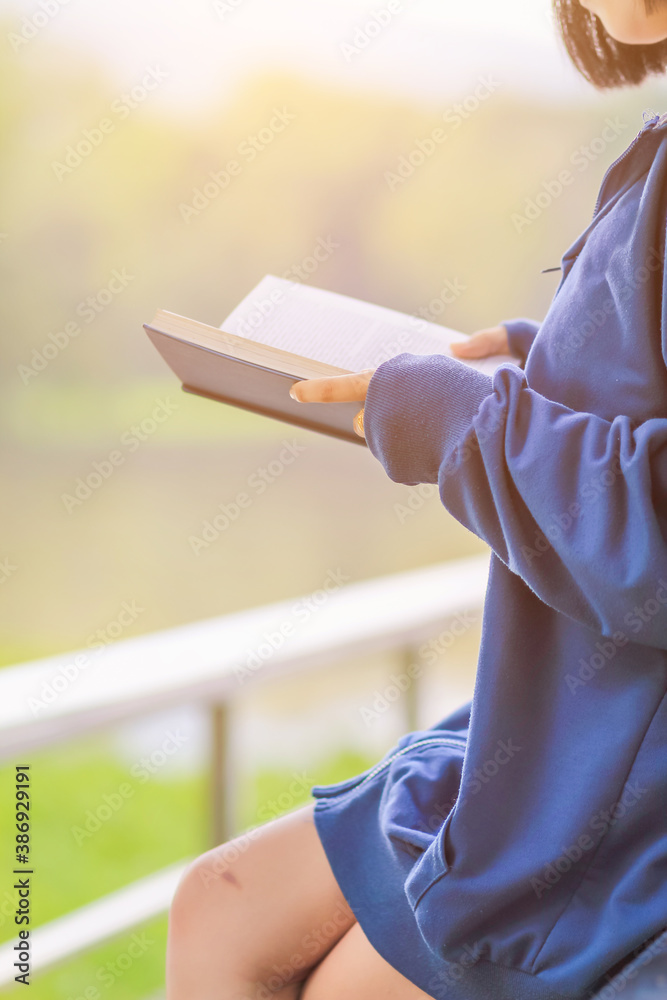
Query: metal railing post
[
  {"left": 210, "top": 701, "right": 235, "bottom": 847},
  {"left": 0, "top": 555, "right": 489, "bottom": 980},
  {"left": 401, "top": 645, "right": 421, "bottom": 733}
]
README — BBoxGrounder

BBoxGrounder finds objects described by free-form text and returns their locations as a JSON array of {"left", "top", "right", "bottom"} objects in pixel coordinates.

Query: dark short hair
[{"left": 553, "top": 0, "right": 667, "bottom": 88}]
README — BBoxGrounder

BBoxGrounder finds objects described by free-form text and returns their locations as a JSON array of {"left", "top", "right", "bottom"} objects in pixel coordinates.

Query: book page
[{"left": 220, "top": 275, "right": 516, "bottom": 376}]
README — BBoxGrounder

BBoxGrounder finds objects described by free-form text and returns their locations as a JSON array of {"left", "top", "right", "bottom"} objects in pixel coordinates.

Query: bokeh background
[{"left": 2, "top": 0, "right": 667, "bottom": 996}]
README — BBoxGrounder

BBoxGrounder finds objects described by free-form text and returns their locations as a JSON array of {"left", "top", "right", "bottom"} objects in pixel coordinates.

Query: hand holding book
[
  {"left": 288, "top": 325, "right": 511, "bottom": 439},
  {"left": 450, "top": 324, "right": 510, "bottom": 360},
  {"left": 289, "top": 367, "right": 375, "bottom": 438},
  {"left": 144, "top": 276, "right": 517, "bottom": 446}
]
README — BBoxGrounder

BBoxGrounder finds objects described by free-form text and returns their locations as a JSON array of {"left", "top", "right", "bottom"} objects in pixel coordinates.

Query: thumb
[
  {"left": 450, "top": 339, "right": 472, "bottom": 354},
  {"left": 451, "top": 336, "right": 487, "bottom": 358}
]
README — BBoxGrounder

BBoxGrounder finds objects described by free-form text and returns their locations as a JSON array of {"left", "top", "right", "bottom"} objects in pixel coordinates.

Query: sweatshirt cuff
[
  {"left": 501, "top": 317, "right": 540, "bottom": 368},
  {"left": 364, "top": 352, "right": 494, "bottom": 485}
]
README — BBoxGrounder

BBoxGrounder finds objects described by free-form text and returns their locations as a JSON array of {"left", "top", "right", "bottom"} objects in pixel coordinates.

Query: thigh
[
  {"left": 167, "top": 801, "right": 357, "bottom": 997},
  {"left": 299, "top": 921, "right": 434, "bottom": 1000}
]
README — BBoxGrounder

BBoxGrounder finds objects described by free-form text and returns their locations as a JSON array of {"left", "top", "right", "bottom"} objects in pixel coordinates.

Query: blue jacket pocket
[{"left": 404, "top": 806, "right": 455, "bottom": 911}]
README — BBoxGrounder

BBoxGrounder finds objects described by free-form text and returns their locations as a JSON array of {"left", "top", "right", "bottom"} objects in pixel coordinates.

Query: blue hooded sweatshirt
[{"left": 310, "top": 109, "right": 667, "bottom": 999}]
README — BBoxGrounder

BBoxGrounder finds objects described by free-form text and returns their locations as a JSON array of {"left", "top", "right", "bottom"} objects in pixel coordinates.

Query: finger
[
  {"left": 450, "top": 338, "right": 489, "bottom": 358},
  {"left": 290, "top": 369, "right": 374, "bottom": 404},
  {"left": 353, "top": 407, "right": 365, "bottom": 438}
]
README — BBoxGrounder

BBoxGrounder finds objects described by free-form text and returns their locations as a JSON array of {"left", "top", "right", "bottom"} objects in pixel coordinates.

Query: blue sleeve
[
  {"left": 364, "top": 353, "right": 667, "bottom": 649},
  {"left": 501, "top": 316, "right": 540, "bottom": 368}
]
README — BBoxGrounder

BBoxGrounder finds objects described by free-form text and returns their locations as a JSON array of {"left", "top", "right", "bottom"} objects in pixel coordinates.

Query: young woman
[{"left": 166, "top": 2, "right": 667, "bottom": 998}]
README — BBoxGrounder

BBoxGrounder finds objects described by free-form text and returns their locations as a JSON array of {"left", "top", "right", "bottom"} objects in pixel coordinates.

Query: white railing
[{"left": 0, "top": 554, "right": 490, "bottom": 987}]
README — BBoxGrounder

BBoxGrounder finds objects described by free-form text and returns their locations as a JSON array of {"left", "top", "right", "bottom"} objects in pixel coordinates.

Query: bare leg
[
  {"left": 299, "top": 922, "right": 435, "bottom": 999},
  {"left": 166, "top": 802, "right": 356, "bottom": 1000}
]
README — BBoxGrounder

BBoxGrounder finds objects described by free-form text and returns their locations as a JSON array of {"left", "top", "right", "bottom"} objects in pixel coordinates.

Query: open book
[{"left": 144, "top": 275, "right": 516, "bottom": 446}]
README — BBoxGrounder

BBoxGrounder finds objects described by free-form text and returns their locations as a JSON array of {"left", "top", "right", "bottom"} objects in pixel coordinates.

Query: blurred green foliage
[
  {"left": 1, "top": 35, "right": 664, "bottom": 661},
  {"left": 2, "top": 26, "right": 667, "bottom": 999},
  {"left": 0, "top": 739, "right": 376, "bottom": 999}
]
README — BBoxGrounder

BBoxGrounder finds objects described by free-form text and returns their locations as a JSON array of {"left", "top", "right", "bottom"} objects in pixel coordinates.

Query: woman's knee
[
  {"left": 169, "top": 814, "right": 278, "bottom": 962},
  {"left": 167, "top": 802, "right": 356, "bottom": 983},
  {"left": 168, "top": 840, "right": 246, "bottom": 945}
]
